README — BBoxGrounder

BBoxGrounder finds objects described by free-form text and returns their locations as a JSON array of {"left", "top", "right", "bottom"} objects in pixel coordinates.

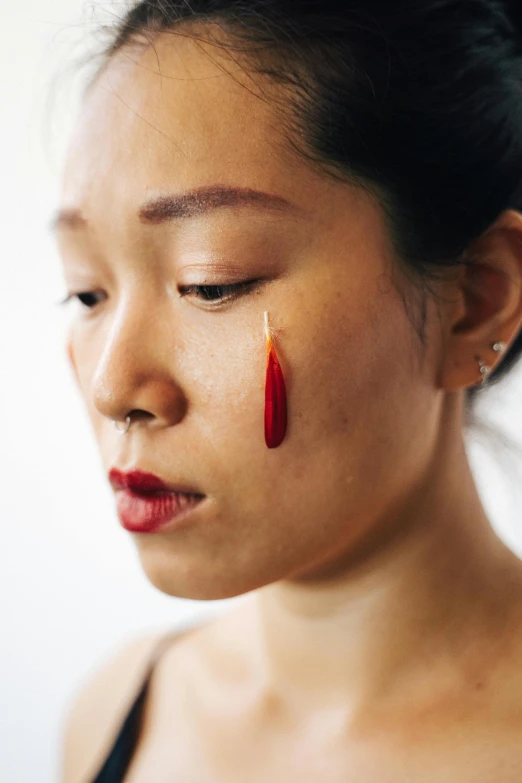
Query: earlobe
[{"left": 438, "top": 210, "right": 522, "bottom": 390}]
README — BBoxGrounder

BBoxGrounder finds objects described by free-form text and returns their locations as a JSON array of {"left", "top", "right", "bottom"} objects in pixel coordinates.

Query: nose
[{"left": 91, "top": 298, "right": 188, "bottom": 431}]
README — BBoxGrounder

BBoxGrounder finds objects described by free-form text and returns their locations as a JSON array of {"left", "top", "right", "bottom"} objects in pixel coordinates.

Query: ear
[{"left": 439, "top": 209, "right": 522, "bottom": 390}]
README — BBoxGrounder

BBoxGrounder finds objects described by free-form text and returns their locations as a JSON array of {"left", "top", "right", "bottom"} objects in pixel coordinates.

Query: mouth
[
  {"left": 108, "top": 467, "right": 205, "bottom": 495},
  {"left": 108, "top": 468, "right": 206, "bottom": 533},
  {"left": 115, "top": 488, "right": 205, "bottom": 533}
]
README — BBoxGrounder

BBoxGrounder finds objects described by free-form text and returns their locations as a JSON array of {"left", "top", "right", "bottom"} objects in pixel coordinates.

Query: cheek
[
  {"left": 189, "top": 324, "right": 267, "bottom": 448},
  {"left": 214, "top": 278, "right": 436, "bottom": 536},
  {"left": 293, "top": 280, "right": 417, "bottom": 444}
]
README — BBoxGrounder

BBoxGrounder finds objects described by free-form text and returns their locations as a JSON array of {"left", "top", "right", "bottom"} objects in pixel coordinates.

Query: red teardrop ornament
[{"left": 265, "top": 341, "right": 287, "bottom": 448}]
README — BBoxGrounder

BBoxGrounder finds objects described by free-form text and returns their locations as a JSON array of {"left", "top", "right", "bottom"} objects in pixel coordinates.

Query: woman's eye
[
  {"left": 58, "top": 291, "right": 104, "bottom": 309},
  {"left": 178, "top": 280, "right": 259, "bottom": 305},
  {"left": 57, "top": 280, "right": 260, "bottom": 311}
]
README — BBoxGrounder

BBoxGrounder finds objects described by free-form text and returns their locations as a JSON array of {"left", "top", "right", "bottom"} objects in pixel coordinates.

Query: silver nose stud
[{"left": 114, "top": 416, "right": 132, "bottom": 435}]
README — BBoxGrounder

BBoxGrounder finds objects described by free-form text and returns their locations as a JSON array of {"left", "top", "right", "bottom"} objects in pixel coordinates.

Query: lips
[
  {"left": 115, "top": 489, "right": 204, "bottom": 532},
  {"left": 108, "top": 468, "right": 204, "bottom": 496},
  {"left": 109, "top": 468, "right": 206, "bottom": 533}
]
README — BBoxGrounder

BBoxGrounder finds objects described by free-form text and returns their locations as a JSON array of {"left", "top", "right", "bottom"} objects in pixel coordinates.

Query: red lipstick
[{"left": 109, "top": 468, "right": 206, "bottom": 533}]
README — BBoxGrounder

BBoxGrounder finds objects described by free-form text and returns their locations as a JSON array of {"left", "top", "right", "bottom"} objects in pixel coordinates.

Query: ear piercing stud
[{"left": 475, "top": 341, "right": 507, "bottom": 384}]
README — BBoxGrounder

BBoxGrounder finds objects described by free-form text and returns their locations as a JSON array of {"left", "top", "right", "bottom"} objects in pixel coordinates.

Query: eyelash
[
  {"left": 59, "top": 291, "right": 101, "bottom": 309},
  {"left": 178, "top": 280, "right": 259, "bottom": 304},
  {"left": 58, "top": 280, "right": 260, "bottom": 310}
]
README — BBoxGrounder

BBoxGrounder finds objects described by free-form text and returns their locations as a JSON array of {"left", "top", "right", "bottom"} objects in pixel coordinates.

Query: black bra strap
[
  {"left": 90, "top": 672, "right": 152, "bottom": 783},
  {"left": 90, "top": 622, "right": 204, "bottom": 783}
]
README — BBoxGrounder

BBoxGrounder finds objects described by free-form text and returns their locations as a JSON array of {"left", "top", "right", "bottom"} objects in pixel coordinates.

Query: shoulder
[{"left": 60, "top": 631, "right": 166, "bottom": 783}]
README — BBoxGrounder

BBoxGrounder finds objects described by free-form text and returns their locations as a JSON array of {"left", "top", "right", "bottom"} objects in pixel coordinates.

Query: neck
[{"left": 250, "top": 396, "right": 522, "bottom": 718}]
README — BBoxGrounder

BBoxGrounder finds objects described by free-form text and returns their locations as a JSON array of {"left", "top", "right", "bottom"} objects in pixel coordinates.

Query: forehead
[{"left": 62, "top": 32, "right": 303, "bottom": 208}]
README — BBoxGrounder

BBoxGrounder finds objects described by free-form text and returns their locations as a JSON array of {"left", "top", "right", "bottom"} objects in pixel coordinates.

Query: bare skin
[{"left": 57, "top": 28, "right": 522, "bottom": 782}]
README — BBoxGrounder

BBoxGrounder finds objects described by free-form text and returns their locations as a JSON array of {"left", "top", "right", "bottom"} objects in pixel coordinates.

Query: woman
[{"left": 57, "top": 1, "right": 522, "bottom": 780}]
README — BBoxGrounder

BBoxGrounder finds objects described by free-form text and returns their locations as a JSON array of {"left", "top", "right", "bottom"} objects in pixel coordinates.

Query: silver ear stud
[
  {"left": 474, "top": 342, "right": 507, "bottom": 385},
  {"left": 475, "top": 356, "right": 490, "bottom": 383}
]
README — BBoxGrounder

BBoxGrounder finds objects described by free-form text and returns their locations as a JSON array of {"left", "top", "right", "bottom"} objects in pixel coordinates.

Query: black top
[{"left": 89, "top": 622, "right": 203, "bottom": 783}]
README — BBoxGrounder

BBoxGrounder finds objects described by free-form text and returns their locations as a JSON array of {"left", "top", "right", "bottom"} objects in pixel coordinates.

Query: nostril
[{"left": 126, "top": 410, "right": 153, "bottom": 423}]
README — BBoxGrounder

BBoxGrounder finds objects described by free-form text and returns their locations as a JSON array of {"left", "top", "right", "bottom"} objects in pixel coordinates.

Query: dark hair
[{"left": 93, "top": 0, "right": 522, "bottom": 402}]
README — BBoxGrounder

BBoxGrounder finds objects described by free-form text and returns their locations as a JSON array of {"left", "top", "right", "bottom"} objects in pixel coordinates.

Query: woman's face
[{"left": 57, "top": 33, "right": 445, "bottom": 598}]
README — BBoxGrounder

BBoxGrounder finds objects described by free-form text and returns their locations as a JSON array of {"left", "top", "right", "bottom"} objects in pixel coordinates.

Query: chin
[{"left": 134, "top": 544, "right": 268, "bottom": 601}]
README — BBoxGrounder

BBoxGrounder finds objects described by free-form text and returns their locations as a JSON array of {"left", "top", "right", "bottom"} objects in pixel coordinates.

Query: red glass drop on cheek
[{"left": 265, "top": 342, "right": 287, "bottom": 448}]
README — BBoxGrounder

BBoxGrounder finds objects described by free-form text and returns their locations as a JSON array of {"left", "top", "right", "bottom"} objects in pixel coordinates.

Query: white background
[{"left": 1, "top": 3, "right": 521, "bottom": 782}]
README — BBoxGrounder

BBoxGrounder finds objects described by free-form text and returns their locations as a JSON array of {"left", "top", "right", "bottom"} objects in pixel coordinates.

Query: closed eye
[
  {"left": 178, "top": 280, "right": 261, "bottom": 306},
  {"left": 57, "top": 280, "right": 262, "bottom": 311},
  {"left": 57, "top": 291, "right": 105, "bottom": 309}
]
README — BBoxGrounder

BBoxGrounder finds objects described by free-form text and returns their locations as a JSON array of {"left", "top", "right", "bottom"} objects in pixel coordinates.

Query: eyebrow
[{"left": 50, "top": 184, "right": 306, "bottom": 232}]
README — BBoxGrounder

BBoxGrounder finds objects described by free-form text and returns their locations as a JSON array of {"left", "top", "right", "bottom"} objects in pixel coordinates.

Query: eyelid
[
  {"left": 178, "top": 279, "right": 262, "bottom": 306},
  {"left": 57, "top": 278, "right": 264, "bottom": 313},
  {"left": 57, "top": 290, "right": 105, "bottom": 308}
]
